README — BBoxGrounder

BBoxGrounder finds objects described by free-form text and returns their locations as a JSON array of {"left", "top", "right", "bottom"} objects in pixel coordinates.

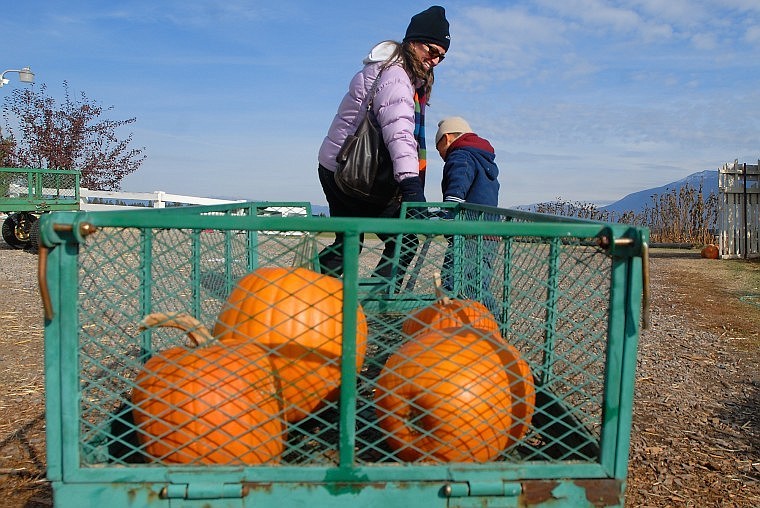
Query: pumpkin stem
[
  {"left": 433, "top": 271, "right": 452, "bottom": 306},
  {"left": 140, "top": 312, "right": 215, "bottom": 346}
]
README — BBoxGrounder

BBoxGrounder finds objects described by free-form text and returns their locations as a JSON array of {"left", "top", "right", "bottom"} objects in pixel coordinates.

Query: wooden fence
[{"left": 718, "top": 160, "right": 759, "bottom": 259}]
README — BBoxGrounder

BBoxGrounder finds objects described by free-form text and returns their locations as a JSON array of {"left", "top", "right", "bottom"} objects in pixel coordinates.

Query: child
[
  {"left": 435, "top": 116, "right": 500, "bottom": 312},
  {"left": 435, "top": 116, "right": 499, "bottom": 207}
]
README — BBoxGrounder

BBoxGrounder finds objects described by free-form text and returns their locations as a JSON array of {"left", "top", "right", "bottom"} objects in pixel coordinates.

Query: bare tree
[{"left": 1, "top": 82, "right": 146, "bottom": 190}]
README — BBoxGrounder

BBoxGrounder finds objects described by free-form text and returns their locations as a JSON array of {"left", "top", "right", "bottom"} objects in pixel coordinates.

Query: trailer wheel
[
  {"left": 1, "top": 212, "right": 36, "bottom": 249},
  {"left": 28, "top": 219, "right": 41, "bottom": 253},
  {"left": 2, "top": 214, "right": 24, "bottom": 248}
]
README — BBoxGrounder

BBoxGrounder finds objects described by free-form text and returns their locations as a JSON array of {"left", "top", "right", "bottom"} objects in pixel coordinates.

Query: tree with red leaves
[{"left": 1, "top": 82, "right": 145, "bottom": 190}]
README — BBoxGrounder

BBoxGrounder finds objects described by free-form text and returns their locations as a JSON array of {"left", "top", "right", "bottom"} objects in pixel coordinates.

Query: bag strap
[
  {"left": 365, "top": 67, "right": 384, "bottom": 112},
  {"left": 345, "top": 67, "right": 384, "bottom": 138}
]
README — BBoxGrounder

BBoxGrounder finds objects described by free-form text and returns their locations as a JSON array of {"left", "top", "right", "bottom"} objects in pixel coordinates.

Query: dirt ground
[
  {"left": 0, "top": 243, "right": 757, "bottom": 507},
  {"left": 626, "top": 249, "right": 759, "bottom": 507}
]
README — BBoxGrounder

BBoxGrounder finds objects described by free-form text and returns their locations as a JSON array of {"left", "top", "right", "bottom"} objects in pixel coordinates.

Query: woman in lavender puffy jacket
[{"left": 317, "top": 5, "right": 450, "bottom": 286}]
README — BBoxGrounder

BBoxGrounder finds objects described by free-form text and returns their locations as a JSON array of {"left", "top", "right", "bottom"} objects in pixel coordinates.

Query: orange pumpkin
[
  {"left": 374, "top": 328, "right": 514, "bottom": 462},
  {"left": 402, "top": 273, "right": 499, "bottom": 337},
  {"left": 701, "top": 244, "right": 719, "bottom": 259},
  {"left": 214, "top": 267, "right": 368, "bottom": 422},
  {"left": 496, "top": 339, "right": 536, "bottom": 446},
  {"left": 131, "top": 313, "right": 284, "bottom": 464}
]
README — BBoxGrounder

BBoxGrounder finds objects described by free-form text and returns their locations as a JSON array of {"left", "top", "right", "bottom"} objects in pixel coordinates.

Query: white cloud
[
  {"left": 535, "top": 0, "right": 661, "bottom": 36},
  {"left": 628, "top": 0, "right": 707, "bottom": 25},
  {"left": 690, "top": 32, "right": 719, "bottom": 50},
  {"left": 745, "top": 25, "right": 760, "bottom": 43},
  {"left": 716, "top": 0, "right": 760, "bottom": 13},
  {"left": 448, "top": 6, "right": 585, "bottom": 90},
  {"left": 552, "top": 0, "right": 642, "bottom": 31}
]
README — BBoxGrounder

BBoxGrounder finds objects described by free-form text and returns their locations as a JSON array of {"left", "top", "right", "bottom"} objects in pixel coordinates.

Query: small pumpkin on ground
[
  {"left": 131, "top": 312, "right": 284, "bottom": 464},
  {"left": 701, "top": 244, "right": 719, "bottom": 259},
  {"left": 401, "top": 272, "right": 499, "bottom": 337},
  {"left": 213, "top": 266, "right": 369, "bottom": 422},
  {"left": 374, "top": 328, "right": 516, "bottom": 462}
]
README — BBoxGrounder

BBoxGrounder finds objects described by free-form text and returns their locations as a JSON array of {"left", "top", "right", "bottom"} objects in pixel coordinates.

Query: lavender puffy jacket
[{"left": 318, "top": 42, "right": 420, "bottom": 183}]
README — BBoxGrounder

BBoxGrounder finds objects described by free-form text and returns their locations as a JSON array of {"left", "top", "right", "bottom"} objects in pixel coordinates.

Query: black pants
[{"left": 317, "top": 165, "right": 419, "bottom": 286}]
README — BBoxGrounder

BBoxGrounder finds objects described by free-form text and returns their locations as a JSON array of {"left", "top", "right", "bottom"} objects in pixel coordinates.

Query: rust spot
[
  {"left": 574, "top": 479, "right": 623, "bottom": 507},
  {"left": 125, "top": 485, "right": 161, "bottom": 503},
  {"left": 242, "top": 482, "right": 273, "bottom": 494},
  {"left": 521, "top": 480, "right": 559, "bottom": 504}
]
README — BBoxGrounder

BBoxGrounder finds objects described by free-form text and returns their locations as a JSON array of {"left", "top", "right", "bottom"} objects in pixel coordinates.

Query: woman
[{"left": 317, "top": 5, "right": 450, "bottom": 284}]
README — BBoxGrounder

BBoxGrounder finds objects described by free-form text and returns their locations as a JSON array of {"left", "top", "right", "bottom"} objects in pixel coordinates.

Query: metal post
[{"left": 742, "top": 163, "right": 748, "bottom": 259}]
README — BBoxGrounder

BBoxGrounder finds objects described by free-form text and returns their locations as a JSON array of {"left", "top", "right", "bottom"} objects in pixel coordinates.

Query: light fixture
[{"left": 0, "top": 67, "right": 35, "bottom": 88}]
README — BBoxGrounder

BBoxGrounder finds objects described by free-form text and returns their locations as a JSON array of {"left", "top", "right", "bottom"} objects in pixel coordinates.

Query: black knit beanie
[{"left": 403, "top": 6, "right": 450, "bottom": 51}]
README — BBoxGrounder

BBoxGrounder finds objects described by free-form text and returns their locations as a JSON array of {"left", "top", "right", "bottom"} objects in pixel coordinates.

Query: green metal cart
[
  {"left": 0, "top": 166, "right": 80, "bottom": 249},
  {"left": 39, "top": 201, "right": 649, "bottom": 507}
]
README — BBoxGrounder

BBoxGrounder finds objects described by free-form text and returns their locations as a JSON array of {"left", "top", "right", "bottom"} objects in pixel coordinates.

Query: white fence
[
  {"left": 78, "top": 189, "right": 309, "bottom": 237},
  {"left": 718, "top": 160, "right": 760, "bottom": 259},
  {"left": 79, "top": 188, "right": 245, "bottom": 210}
]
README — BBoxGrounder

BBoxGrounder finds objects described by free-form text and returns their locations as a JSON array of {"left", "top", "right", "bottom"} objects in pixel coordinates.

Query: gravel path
[{"left": 0, "top": 244, "right": 757, "bottom": 507}]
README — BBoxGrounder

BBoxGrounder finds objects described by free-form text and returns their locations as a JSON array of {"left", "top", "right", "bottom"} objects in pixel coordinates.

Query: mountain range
[
  {"left": 600, "top": 170, "right": 718, "bottom": 215},
  {"left": 310, "top": 170, "right": 719, "bottom": 217}
]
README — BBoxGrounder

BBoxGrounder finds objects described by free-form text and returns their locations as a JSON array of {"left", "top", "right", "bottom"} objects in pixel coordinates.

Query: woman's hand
[{"left": 398, "top": 176, "right": 426, "bottom": 203}]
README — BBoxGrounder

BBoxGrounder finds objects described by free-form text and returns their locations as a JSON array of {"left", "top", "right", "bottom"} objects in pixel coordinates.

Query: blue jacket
[{"left": 441, "top": 133, "right": 500, "bottom": 206}]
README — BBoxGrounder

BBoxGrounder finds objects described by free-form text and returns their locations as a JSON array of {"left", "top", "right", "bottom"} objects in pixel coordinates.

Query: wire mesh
[
  {"left": 66, "top": 209, "right": 619, "bottom": 469},
  {"left": 0, "top": 167, "right": 79, "bottom": 203}
]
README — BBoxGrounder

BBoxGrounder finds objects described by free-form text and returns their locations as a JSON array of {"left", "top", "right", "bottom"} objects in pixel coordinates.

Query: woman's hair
[{"left": 380, "top": 40, "right": 434, "bottom": 101}]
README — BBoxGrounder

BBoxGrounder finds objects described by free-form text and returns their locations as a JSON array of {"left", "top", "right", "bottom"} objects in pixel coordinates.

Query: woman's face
[{"left": 411, "top": 42, "right": 447, "bottom": 71}]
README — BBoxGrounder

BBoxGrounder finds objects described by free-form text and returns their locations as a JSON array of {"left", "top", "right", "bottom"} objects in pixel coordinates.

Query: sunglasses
[{"left": 422, "top": 43, "right": 446, "bottom": 62}]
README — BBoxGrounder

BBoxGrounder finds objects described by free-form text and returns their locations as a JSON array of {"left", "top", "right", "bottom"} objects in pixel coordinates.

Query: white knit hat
[{"left": 435, "top": 116, "right": 473, "bottom": 145}]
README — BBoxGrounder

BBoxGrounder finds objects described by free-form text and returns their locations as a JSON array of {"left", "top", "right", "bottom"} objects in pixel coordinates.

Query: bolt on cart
[{"left": 39, "top": 200, "right": 649, "bottom": 507}]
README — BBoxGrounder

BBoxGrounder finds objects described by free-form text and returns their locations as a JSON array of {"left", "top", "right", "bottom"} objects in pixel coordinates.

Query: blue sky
[{"left": 2, "top": 1, "right": 758, "bottom": 207}]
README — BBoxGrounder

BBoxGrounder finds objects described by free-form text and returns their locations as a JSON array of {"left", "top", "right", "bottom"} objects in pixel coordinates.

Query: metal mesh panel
[
  {"left": 70, "top": 212, "right": 615, "bottom": 468},
  {"left": 0, "top": 167, "right": 78, "bottom": 203},
  {"left": 77, "top": 228, "right": 324, "bottom": 465}
]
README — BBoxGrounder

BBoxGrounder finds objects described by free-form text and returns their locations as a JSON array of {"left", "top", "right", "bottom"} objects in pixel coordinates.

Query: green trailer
[
  {"left": 0, "top": 166, "right": 80, "bottom": 250},
  {"left": 39, "top": 201, "right": 649, "bottom": 507}
]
